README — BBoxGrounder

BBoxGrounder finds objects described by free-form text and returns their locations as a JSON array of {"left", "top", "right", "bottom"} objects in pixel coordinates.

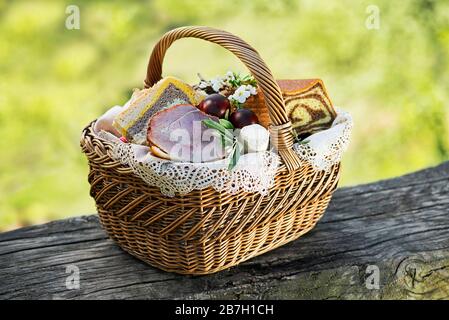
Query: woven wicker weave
[{"left": 80, "top": 26, "right": 341, "bottom": 275}]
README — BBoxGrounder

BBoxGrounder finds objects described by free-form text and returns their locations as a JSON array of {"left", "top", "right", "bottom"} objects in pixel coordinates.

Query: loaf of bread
[
  {"left": 245, "top": 79, "right": 337, "bottom": 136},
  {"left": 113, "top": 76, "right": 204, "bottom": 145}
]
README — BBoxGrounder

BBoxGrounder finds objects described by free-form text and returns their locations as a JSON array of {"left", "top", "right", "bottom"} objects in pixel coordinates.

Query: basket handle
[{"left": 144, "top": 26, "right": 301, "bottom": 171}]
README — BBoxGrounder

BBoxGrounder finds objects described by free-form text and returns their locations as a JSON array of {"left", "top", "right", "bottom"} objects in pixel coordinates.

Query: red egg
[
  {"left": 229, "top": 109, "right": 259, "bottom": 129},
  {"left": 197, "top": 94, "right": 230, "bottom": 118}
]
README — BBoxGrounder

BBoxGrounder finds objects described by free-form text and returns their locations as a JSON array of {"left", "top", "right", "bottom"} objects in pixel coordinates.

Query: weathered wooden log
[{"left": 1, "top": 162, "right": 448, "bottom": 300}]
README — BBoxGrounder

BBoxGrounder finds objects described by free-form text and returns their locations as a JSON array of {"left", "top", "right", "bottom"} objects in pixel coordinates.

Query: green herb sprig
[{"left": 202, "top": 119, "right": 241, "bottom": 171}]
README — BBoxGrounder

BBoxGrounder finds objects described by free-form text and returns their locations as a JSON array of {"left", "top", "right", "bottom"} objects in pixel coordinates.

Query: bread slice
[
  {"left": 245, "top": 79, "right": 337, "bottom": 135},
  {"left": 113, "top": 76, "right": 205, "bottom": 145}
]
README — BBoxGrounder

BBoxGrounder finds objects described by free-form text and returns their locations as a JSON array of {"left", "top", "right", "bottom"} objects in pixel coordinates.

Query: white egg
[{"left": 238, "top": 124, "right": 270, "bottom": 153}]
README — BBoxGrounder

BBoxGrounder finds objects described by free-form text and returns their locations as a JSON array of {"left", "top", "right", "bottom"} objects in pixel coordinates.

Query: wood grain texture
[{"left": 1, "top": 162, "right": 448, "bottom": 300}]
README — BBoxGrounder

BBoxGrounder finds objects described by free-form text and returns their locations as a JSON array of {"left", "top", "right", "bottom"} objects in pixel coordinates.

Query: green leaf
[
  {"left": 228, "top": 143, "right": 241, "bottom": 171},
  {"left": 202, "top": 119, "right": 225, "bottom": 132},
  {"left": 235, "top": 102, "right": 244, "bottom": 109},
  {"left": 240, "top": 74, "right": 257, "bottom": 87},
  {"left": 248, "top": 79, "right": 257, "bottom": 87},
  {"left": 219, "top": 118, "right": 234, "bottom": 129},
  {"left": 203, "top": 119, "right": 238, "bottom": 167},
  {"left": 229, "top": 79, "right": 240, "bottom": 88},
  {"left": 220, "top": 134, "right": 226, "bottom": 147},
  {"left": 202, "top": 119, "right": 234, "bottom": 142},
  {"left": 224, "top": 108, "right": 230, "bottom": 120}
]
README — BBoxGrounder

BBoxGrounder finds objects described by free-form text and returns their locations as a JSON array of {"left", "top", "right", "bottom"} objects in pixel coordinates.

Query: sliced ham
[{"left": 147, "top": 104, "right": 226, "bottom": 162}]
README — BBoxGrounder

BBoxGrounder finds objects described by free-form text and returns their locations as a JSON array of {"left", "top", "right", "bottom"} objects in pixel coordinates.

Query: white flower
[
  {"left": 198, "top": 81, "right": 209, "bottom": 89},
  {"left": 225, "top": 71, "right": 235, "bottom": 81},
  {"left": 210, "top": 76, "right": 225, "bottom": 92},
  {"left": 230, "top": 85, "right": 251, "bottom": 103},
  {"left": 245, "top": 84, "right": 257, "bottom": 95}
]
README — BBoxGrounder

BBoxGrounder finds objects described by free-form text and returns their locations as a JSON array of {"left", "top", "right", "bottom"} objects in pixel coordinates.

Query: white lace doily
[
  {"left": 95, "top": 108, "right": 352, "bottom": 196},
  {"left": 293, "top": 108, "right": 353, "bottom": 171}
]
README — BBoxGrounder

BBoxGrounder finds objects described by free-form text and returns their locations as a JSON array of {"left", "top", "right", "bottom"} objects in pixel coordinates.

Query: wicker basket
[{"left": 80, "top": 26, "right": 341, "bottom": 275}]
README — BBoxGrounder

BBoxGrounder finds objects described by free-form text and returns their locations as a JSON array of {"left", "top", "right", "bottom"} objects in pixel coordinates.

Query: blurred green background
[{"left": 1, "top": 0, "right": 448, "bottom": 231}]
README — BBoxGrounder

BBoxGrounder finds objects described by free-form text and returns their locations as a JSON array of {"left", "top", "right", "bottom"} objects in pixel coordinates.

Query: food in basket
[
  {"left": 113, "top": 76, "right": 204, "bottom": 145},
  {"left": 195, "top": 72, "right": 260, "bottom": 128},
  {"left": 194, "top": 72, "right": 264, "bottom": 169},
  {"left": 282, "top": 79, "right": 336, "bottom": 135},
  {"left": 245, "top": 79, "right": 336, "bottom": 135},
  {"left": 147, "top": 104, "right": 226, "bottom": 162},
  {"left": 197, "top": 93, "right": 231, "bottom": 118},
  {"left": 94, "top": 106, "right": 123, "bottom": 137},
  {"left": 229, "top": 108, "right": 259, "bottom": 129},
  {"left": 195, "top": 72, "right": 258, "bottom": 109},
  {"left": 237, "top": 124, "right": 269, "bottom": 153},
  {"left": 81, "top": 26, "right": 350, "bottom": 275}
]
